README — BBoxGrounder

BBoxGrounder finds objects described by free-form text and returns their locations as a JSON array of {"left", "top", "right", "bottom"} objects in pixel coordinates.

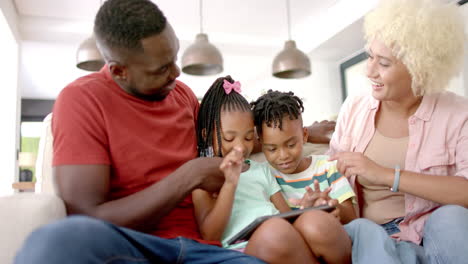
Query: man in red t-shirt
[
  {"left": 15, "top": 0, "right": 334, "bottom": 263},
  {"left": 15, "top": 0, "right": 266, "bottom": 263}
]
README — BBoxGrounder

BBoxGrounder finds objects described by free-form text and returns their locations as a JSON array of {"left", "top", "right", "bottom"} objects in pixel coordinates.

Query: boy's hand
[
  {"left": 288, "top": 180, "right": 342, "bottom": 221},
  {"left": 219, "top": 147, "right": 244, "bottom": 185},
  {"left": 289, "top": 180, "right": 331, "bottom": 209}
]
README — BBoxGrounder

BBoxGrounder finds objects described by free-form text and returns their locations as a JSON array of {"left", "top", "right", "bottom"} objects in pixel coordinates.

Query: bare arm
[
  {"left": 55, "top": 157, "right": 225, "bottom": 231},
  {"left": 307, "top": 120, "right": 336, "bottom": 144},
  {"left": 270, "top": 192, "right": 291, "bottom": 213},
  {"left": 378, "top": 168, "right": 468, "bottom": 207},
  {"left": 332, "top": 152, "right": 468, "bottom": 207},
  {"left": 192, "top": 184, "right": 237, "bottom": 241},
  {"left": 191, "top": 147, "right": 244, "bottom": 241}
]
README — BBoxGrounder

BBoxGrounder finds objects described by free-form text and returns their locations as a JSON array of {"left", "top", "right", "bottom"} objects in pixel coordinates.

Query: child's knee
[
  {"left": 251, "top": 218, "right": 294, "bottom": 246},
  {"left": 294, "top": 210, "right": 342, "bottom": 243}
]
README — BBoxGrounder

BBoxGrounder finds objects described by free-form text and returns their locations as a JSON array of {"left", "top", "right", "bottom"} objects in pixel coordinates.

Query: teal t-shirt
[{"left": 221, "top": 160, "right": 281, "bottom": 249}]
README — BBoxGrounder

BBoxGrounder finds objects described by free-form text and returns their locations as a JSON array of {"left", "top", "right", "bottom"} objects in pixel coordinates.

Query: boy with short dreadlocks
[
  {"left": 193, "top": 77, "right": 353, "bottom": 264},
  {"left": 251, "top": 90, "right": 357, "bottom": 225}
]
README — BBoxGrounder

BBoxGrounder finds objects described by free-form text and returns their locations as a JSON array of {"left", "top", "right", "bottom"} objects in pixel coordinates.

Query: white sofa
[
  {"left": 0, "top": 114, "right": 66, "bottom": 264},
  {"left": 0, "top": 113, "right": 329, "bottom": 263}
]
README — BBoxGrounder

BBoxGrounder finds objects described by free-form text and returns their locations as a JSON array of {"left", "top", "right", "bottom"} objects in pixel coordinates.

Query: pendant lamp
[
  {"left": 76, "top": 1, "right": 105, "bottom": 71},
  {"left": 181, "top": 0, "right": 223, "bottom": 75},
  {"left": 76, "top": 34, "right": 105, "bottom": 71},
  {"left": 272, "top": 0, "right": 311, "bottom": 79}
]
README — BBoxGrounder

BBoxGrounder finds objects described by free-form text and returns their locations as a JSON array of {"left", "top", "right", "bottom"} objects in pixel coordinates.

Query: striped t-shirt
[{"left": 270, "top": 155, "right": 355, "bottom": 208}]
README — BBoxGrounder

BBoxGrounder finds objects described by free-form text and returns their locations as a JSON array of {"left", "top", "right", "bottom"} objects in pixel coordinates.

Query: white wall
[
  {"left": 19, "top": 41, "right": 90, "bottom": 99},
  {"left": 439, "top": 3, "right": 468, "bottom": 97},
  {"left": 0, "top": 0, "right": 20, "bottom": 196},
  {"left": 20, "top": 39, "right": 342, "bottom": 125},
  {"left": 18, "top": 0, "right": 375, "bottom": 130},
  {"left": 461, "top": 3, "right": 468, "bottom": 97}
]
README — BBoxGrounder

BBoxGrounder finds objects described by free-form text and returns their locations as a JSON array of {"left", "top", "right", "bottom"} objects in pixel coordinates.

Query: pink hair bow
[{"left": 223, "top": 80, "right": 242, "bottom": 94}]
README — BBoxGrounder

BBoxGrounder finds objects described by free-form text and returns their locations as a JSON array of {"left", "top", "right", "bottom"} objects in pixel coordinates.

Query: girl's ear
[{"left": 201, "top": 128, "right": 207, "bottom": 140}]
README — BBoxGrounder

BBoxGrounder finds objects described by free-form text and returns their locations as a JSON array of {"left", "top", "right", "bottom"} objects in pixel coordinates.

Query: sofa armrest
[{"left": 0, "top": 193, "right": 66, "bottom": 264}]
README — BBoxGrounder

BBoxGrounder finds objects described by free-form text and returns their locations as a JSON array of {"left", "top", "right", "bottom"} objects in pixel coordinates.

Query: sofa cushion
[{"left": 0, "top": 193, "right": 66, "bottom": 263}]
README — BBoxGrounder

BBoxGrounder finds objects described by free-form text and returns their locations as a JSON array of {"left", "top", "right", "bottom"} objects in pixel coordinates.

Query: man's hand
[
  {"left": 307, "top": 120, "right": 336, "bottom": 144},
  {"left": 185, "top": 157, "right": 225, "bottom": 193}
]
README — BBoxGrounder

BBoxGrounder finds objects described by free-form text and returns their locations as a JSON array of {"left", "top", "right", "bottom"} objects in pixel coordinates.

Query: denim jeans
[
  {"left": 381, "top": 217, "right": 404, "bottom": 236},
  {"left": 15, "top": 215, "right": 265, "bottom": 264},
  {"left": 344, "top": 205, "right": 468, "bottom": 264}
]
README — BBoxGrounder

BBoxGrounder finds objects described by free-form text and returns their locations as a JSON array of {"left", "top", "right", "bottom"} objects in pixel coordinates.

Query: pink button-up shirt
[{"left": 328, "top": 92, "right": 468, "bottom": 244}]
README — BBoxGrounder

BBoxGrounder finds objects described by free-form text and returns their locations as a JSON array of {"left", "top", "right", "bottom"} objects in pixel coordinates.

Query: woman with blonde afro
[{"left": 329, "top": 0, "right": 468, "bottom": 263}]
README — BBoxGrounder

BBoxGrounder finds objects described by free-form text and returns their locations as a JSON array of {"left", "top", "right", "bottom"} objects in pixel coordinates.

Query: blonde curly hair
[{"left": 364, "top": 0, "right": 465, "bottom": 96}]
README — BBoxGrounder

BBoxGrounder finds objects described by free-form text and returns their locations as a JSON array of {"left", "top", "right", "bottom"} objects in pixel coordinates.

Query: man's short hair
[{"left": 94, "top": 0, "right": 167, "bottom": 52}]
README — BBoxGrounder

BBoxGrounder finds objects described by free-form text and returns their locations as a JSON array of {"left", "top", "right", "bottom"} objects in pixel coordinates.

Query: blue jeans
[
  {"left": 15, "top": 215, "right": 265, "bottom": 264},
  {"left": 381, "top": 217, "right": 404, "bottom": 236},
  {"left": 344, "top": 205, "right": 468, "bottom": 264}
]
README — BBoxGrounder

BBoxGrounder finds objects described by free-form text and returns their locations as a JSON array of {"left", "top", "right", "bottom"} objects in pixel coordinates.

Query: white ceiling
[
  {"left": 14, "top": 0, "right": 369, "bottom": 57},
  {"left": 15, "top": 0, "right": 337, "bottom": 44},
  {"left": 10, "top": 2, "right": 381, "bottom": 111},
  {"left": 10, "top": 0, "right": 465, "bottom": 123},
  {"left": 12, "top": 0, "right": 379, "bottom": 112}
]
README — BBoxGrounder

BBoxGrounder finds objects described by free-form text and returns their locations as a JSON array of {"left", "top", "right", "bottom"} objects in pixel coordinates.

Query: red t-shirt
[{"left": 52, "top": 68, "right": 213, "bottom": 243}]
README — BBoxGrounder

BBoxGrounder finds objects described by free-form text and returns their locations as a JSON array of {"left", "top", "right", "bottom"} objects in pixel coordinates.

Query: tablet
[{"left": 226, "top": 204, "right": 336, "bottom": 245}]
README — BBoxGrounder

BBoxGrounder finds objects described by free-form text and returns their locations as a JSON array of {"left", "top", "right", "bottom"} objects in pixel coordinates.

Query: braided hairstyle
[
  {"left": 251, "top": 90, "right": 304, "bottom": 135},
  {"left": 197, "top": 76, "right": 251, "bottom": 157}
]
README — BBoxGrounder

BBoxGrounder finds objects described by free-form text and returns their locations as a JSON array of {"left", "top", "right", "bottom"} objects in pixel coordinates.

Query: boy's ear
[{"left": 302, "top": 126, "right": 309, "bottom": 143}]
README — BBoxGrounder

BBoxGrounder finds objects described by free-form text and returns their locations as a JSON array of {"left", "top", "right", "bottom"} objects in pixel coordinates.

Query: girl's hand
[
  {"left": 219, "top": 147, "right": 244, "bottom": 185},
  {"left": 289, "top": 180, "right": 332, "bottom": 209},
  {"left": 329, "top": 152, "right": 393, "bottom": 186}
]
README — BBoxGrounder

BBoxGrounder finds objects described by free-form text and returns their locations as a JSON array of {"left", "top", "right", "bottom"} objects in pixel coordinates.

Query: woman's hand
[
  {"left": 219, "top": 147, "right": 244, "bottom": 185},
  {"left": 329, "top": 152, "right": 393, "bottom": 186}
]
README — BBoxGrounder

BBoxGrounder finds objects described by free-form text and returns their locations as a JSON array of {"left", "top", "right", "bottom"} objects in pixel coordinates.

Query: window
[
  {"left": 19, "top": 99, "right": 54, "bottom": 182},
  {"left": 339, "top": 51, "right": 367, "bottom": 102}
]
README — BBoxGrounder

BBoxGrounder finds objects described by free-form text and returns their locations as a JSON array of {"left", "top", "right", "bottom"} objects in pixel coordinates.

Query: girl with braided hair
[{"left": 193, "top": 76, "right": 353, "bottom": 264}]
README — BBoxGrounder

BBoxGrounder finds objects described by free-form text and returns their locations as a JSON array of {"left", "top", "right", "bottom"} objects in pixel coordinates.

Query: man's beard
[{"left": 126, "top": 86, "right": 168, "bottom": 102}]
